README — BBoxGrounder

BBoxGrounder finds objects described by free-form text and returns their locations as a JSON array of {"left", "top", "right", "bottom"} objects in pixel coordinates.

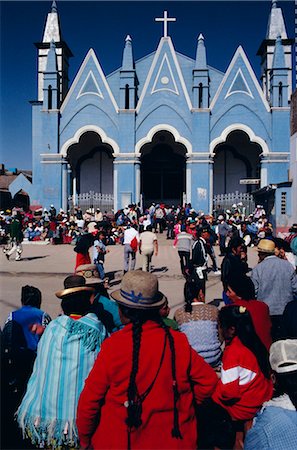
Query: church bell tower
[{"left": 35, "top": 0, "right": 72, "bottom": 102}]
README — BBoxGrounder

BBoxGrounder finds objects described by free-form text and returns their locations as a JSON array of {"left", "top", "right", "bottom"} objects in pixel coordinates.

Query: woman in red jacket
[
  {"left": 226, "top": 275, "right": 272, "bottom": 350},
  {"left": 197, "top": 305, "right": 273, "bottom": 449},
  {"left": 77, "top": 271, "right": 218, "bottom": 449}
]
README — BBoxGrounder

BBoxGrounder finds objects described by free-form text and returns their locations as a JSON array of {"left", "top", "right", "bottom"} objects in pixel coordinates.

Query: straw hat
[
  {"left": 270, "top": 339, "right": 297, "bottom": 374},
  {"left": 55, "top": 275, "right": 95, "bottom": 299},
  {"left": 111, "top": 271, "right": 166, "bottom": 309},
  {"left": 257, "top": 239, "right": 275, "bottom": 254}
]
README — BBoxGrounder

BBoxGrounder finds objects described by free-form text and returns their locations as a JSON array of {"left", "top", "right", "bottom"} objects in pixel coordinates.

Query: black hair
[
  {"left": 273, "top": 237, "right": 291, "bottom": 253},
  {"left": 219, "top": 305, "right": 271, "bottom": 379},
  {"left": 274, "top": 370, "right": 297, "bottom": 409},
  {"left": 228, "top": 275, "right": 255, "bottom": 300},
  {"left": 184, "top": 280, "right": 204, "bottom": 313},
  {"left": 61, "top": 291, "right": 93, "bottom": 316},
  {"left": 118, "top": 305, "right": 182, "bottom": 441},
  {"left": 21, "top": 285, "right": 42, "bottom": 308},
  {"left": 227, "top": 237, "right": 244, "bottom": 253}
]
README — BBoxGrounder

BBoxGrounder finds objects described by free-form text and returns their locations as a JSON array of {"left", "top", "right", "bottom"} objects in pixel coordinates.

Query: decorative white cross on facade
[{"left": 155, "top": 11, "right": 176, "bottom": 38}]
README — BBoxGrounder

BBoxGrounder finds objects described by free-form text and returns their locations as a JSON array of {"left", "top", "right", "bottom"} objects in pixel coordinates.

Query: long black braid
[
  {"left": 157, "top": 317, "right": 182, "bottom": 439},
  {"left": 126, "top": 319, "right": 143, "bottom": 429},
  {"left": 119, "top": 306, "right": 183, "bottom": 440}
]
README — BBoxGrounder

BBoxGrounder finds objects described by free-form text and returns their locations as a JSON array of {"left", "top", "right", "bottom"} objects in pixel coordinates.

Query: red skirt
[{"left": 75, "top": 252, "right": 91, "bottom": 270}]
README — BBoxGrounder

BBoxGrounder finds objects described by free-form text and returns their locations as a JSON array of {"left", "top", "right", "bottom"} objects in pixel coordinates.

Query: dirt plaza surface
[{"left": 0, "top": 236, "right": 259, "bottom": 325}]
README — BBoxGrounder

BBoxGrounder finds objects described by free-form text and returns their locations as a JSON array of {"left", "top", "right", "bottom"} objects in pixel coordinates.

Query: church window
[
  {"left": 125, "top": 84, "right": 130, "bottom": 109},
  {"left": 281, "top": 191, "right": 286, "bottom": 214},
  {"left": 48, "top": 85, "right": 52, "bottom": 110},
  {"left": 278, "top": 82, "right": 283, "bottom": 107},
  {"left": 198, "top": 83, "right": 203, "bottom": 108}
]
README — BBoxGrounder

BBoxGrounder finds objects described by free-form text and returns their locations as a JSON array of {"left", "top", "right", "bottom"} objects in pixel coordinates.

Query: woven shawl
[{"left": 17, "top": 313, "right": 107, "bottom": 448}]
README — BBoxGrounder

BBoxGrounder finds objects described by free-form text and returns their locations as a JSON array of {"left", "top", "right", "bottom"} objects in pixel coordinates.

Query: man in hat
[
  {"left": 5, "top": 213, "right": 23, "bottom": 261},
  {"left": 17, "top": 275, "right": 107, "bottom": 449},
  {"left": 77, "top": 271, "right": 218, "bottom": 450},
  {"left": 217, "top": 215, "right": 231, "bottom": 256},
  {"left": 251, "top": 239, "right": 297, "bottom": 341}
]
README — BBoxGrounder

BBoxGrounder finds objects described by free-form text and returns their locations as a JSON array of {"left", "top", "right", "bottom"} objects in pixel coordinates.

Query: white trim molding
[
  {"left": 135, "top": 124, "right": 192, "bottom": 154},
  {"left": 209, "top": 123, "right": 270, "bottom": 155},
  {"left": 60, "top": 125, "right": 120, "bottom": 156}
]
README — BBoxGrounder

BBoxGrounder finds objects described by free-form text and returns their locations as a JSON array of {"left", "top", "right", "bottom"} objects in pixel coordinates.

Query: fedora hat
[
  {"left": 75, "top": 264, "right": 102, "bottom": 286},
  {"left": 111, "top": 271, "right": 166, "bottom": 309},
  {"left": 87, "top": 221, "right": 98, "bottom": 234},
  {"left": 257, "top": 239, "right": 275, "bottom": 254},
  {"left": 55, "top": 275, "right": 95, "bottom": 299}
]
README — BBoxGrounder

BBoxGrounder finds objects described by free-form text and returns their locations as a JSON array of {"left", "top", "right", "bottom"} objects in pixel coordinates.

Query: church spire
[
  {"left": 46, "top": 40, "right": 58, "bottom": 72},
  {"left": 272, "top": 35, "right": 285, "bottom": 69},
  {"left": 266, "top": 0, "right": 288, "bottom": 39},
  {"left": 195, "top": 34, "right": 207, "bottom": 70},
  {"left": 51, "top": 0, "right": 57, "bottom": 13},
  {"left": 122, "top": 35, "right": 134, "bottom": 70},
  {"left": 35, "top": 1, "right": 72, "bottom": 102}
]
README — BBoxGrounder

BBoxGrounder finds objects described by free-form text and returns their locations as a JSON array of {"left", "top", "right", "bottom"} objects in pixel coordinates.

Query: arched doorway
[
  {"left": 13, "top": 190, "right": 30, "bottom": 211},
  {"left": 140, "top": 131, "right": 186, "bottom": 207},
  {"left": 213, "top": 130, "right": 262, "bottom": 195},
  {"left": 66, "top": 131, "right": 114, "bottom": 211}
]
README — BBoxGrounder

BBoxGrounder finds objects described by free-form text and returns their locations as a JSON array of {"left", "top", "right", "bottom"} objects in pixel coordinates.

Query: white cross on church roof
[{"left": 155, "top": 11, "right": 176, "bottom": 38}]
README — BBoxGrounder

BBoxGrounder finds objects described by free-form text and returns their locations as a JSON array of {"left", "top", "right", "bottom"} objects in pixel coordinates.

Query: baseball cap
[{"left": 269, "top": 339, "right": 297, "bottom": 374}]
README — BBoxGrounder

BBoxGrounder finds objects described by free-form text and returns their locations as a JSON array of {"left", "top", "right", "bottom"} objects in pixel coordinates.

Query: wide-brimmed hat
[
  {"left": 111, "top": 271, "right": 166, "bottom": 309},
  {"left": 270, "top": 339, "right": 297, "bottom": 374},
  {"left": 55, "top": 275, "right": 95, "bottom": 299},
  {"left": 289, "top": 223, "right": 297, "bottom": 233},
  {"left": 257, "top": 239, "right": 275, "bottom": 254},
  {"left": 75, "top": 264, "right": 102, "bottom": 286}
]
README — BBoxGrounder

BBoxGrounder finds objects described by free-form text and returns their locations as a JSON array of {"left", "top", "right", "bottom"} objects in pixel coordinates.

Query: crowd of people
[{"left": 1, "top": 201, "right": 297, "bottom": 450}]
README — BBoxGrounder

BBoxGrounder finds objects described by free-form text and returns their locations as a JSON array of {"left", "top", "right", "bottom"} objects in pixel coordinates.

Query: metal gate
[
  {"left": 68, "top": 191, "right": 114, "bottom": 213},
  {"left": 213, "top": 191, "right": 255, "bottom": 217}
]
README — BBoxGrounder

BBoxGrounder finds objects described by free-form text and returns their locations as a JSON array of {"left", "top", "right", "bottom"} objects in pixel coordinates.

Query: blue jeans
[{"left": 96, "top": 262, "right": 105, "bottom": 280}]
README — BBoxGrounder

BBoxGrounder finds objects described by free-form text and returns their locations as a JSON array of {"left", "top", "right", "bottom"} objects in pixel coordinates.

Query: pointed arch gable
[
  {"left": 210, "top": 46, "right": 270, "bottom": 112},
  {"left": 136, "top": 37, "right": 192, "bottom": 113},
  {"left": 209, "top": 123, "right": 269, "bottom": 155},
  {"left": 60, "top": 125, "right": 120, "bottom": 156},
  {"left": 135, "top": 124, "right": 192, "bottom": 155},
  {"left": 60, "top": 49, "right": 119, "bottom": 113}
]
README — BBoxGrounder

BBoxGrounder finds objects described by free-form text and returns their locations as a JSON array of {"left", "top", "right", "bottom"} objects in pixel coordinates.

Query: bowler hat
[
  {"left": 55, "top": 275, "right": 95, "bottom": 299},
  {"left": 257, "top": 239, "right": 275, "bottom": 254},
  {"left": 111, "top": 271, "right": 166, "bottom": 309}
]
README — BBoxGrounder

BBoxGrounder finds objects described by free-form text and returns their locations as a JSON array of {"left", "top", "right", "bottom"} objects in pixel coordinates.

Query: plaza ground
[{"left": 0, "top": 236, "right": 259, "bottom": 325}]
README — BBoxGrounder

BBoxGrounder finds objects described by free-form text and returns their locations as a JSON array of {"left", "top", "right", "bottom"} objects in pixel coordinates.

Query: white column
[
  {"left": 73, "top": 176, "right": 77, "bottom": 206},
  {"left": 62, "top": 161, "right": 68, "bottom": 212},
  {"left": 186, "top": 164, "right": 192, "bottom": 204},
  {"left": 260, "top": 162, "right": 268, "bottom": 188},
  {"left": 209, "top": 158, "right": 214, "bottom": 214},
  {"left": 113, "top": 166, "right": 118, "bottom": 212},
  {"left": 135, "top": 159, "right": 141, "bottom": 205}
]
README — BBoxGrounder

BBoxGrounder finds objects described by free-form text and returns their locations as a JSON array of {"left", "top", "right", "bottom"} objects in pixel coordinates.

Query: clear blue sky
[{"left": 0, "top": 0, "right": 295, "bottom": 170}]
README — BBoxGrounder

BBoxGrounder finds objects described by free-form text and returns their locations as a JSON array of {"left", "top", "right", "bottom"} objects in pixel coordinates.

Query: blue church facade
[{"left": 24, "top": 1, "right": 293, "bottom": 216}]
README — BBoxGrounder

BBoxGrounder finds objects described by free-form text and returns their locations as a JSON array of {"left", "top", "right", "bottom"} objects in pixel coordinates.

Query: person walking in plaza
[
  {"left": 5, "top": 214, "right": 23, "bottom": 261},
  {"left": 93, "top": 230, "right": 109, "bottom": 281},
  {"left": 251, "top": 239, "right": 297, "bottom": 341},
  {"left": 154, "top": 204, "right": 165, "bottom": 233},
  {"left": 188, "top": 227, "right": 209, "bottom": 294},
  {"left": 123, "top": 223, "right": 139, "bottom": 273},
  {"left": 17, "top": 275, "right": 107, "bottom": 449},
  {"left": 77, "top": 271, "right": 218, "bottom": 450},
  {"left": 217, "top": 215, "right": 230, "bottom": 256},
  {"left": 175, "top": 224, "right": 193, "bottom": 277},
  {"left": 139, "top": 225, "right": 158, "bottom": 272},
  {"left": 245, "top": 339, "right": 297, "bottom": 450},
  {"left": 166, "top": 207, "right": 175, "bottom": 239}
]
